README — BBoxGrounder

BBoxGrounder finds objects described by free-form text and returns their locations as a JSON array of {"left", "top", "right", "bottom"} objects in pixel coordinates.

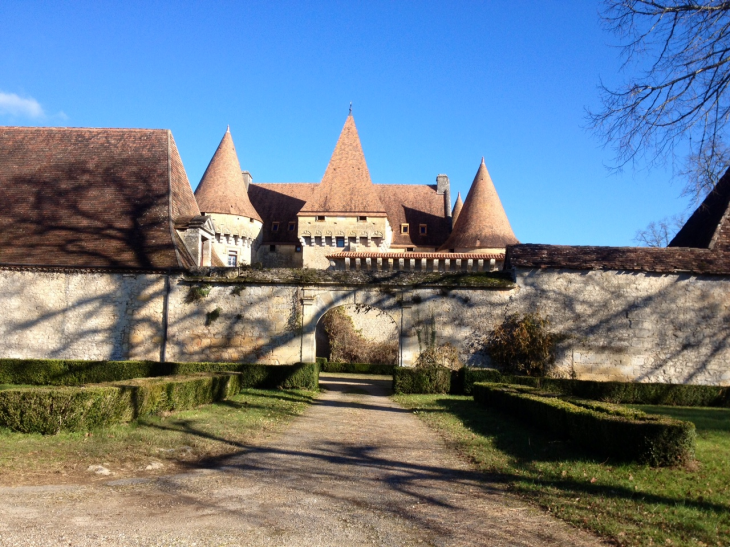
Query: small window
[
  {"left": 288, "top": 221, "right": 296, "bottom": 231},
  {"left": 269, "top": 244, "right": 276, "bottom": 252},
  {"left": 336, "top": 236, "right": 345, "bottom": 248},
  {"left": 227, "top": 250, "right": 238, "bottom": 267},
  {"left": 407, "top": 247, "right": 415, "bottom": 252},
  {"left": 295, "top": 246, "right": 302, "bottom": 252},
  {"left": 358, "top": 216, "right": 367, "bottom": 222},
  {"left": 271, "top": 222, "right": 280, "bottom": 232},
  {"left": 249, "top": 218, "right": 255, "bottom": 223},
  {"left": 401, "top": 223, "right": 409, "bottom": 234},
  {"left": 316, "top": 215, "right": 326, "bottom": 222},
  {"left": 419, "top": 224, "right": 427, "bottom": 235}
]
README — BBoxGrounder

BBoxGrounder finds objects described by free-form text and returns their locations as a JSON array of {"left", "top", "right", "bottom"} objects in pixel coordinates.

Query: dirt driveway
[{"left": 0, "top": 374, "right": 605, "bottom": 546}]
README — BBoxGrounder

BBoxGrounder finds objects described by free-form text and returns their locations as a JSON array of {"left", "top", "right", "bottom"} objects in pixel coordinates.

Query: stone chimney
[
  {"left": 242, "top": 171, "right": 252, "bottom": 192},
  {"left": 436, "top": 174, "right": 452, "bottom": 218}
]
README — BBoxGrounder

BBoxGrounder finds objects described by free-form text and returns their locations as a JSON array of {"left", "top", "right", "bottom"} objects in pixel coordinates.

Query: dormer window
[
  {"left": 288, "top": 221, "right": 296, "bottom": 231},
  {"left": 401, "top": 223, "right": 409, "bottom": 234},
  {"left": 419, "top": 224, "right": 427, "bottom": 235},
  {"left": 316, "top": 216, "right": 326, "bottom": 222},
  {"left": 271, "top": 222, "right": 280, "bottom": 232}
]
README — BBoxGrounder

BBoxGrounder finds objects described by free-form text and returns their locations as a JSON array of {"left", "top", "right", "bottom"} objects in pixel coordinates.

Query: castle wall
[{"left": 0, "top": 267, "right": 728, "bottom": 385}]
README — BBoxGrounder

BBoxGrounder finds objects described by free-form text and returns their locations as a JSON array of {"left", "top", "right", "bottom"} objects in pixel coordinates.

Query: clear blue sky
[{"left": 0, "top": 1, "right": 689, "bottom": 246}]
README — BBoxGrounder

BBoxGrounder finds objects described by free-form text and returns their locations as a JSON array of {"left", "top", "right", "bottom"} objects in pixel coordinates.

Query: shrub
[
  {"left": 319, "top": 362, "right": 396, "bottom": 375},
  {"left": 485, "top": 312, "right": 559, "bottom": 376},
  {"left": 415, "top": 342, "right": 462, "bottom": 371},
  {"left": 472, "top": 382, "right": 696, "bottom": 466},
  {"left": 321, "top": 307, "right": 398, "bottom": 365},
  {"left": 186, "top": 284, "right": 212, "bottom": 302},
  {"left": 459, "top": 367, "right": 505, "bottom": 394},
  {"left": 392, "top": 367, "right": 452, "bottom": 394}
]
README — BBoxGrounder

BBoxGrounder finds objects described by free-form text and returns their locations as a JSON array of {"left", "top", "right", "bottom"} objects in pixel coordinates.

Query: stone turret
[
  {"left": 438, "top": 158, "right": 518, "bottom": 253},
  {"left": 194, "top": 127, "right": 263, "bottom": 266}
]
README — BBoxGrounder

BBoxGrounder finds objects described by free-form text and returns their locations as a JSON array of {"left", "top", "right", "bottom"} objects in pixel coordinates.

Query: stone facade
[{"left": 1, "top": 267, "right": 728, "bottom": 386}]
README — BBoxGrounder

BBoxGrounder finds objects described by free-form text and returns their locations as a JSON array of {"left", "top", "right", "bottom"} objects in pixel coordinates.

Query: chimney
[
  {"left": 242, "top": 171, "right": 252, "bottom": 191},
  {"left": 436, "top": 174, "right": 452, "bottom": 218}
]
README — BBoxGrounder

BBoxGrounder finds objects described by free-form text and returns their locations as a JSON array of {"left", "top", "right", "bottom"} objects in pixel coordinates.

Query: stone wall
[{"left": 257, "top": 245, "right": 303, "bottom": 268}]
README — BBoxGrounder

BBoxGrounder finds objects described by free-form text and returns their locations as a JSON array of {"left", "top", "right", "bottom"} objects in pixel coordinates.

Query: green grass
[
  {"left": 394, "top": 394, "right": 730, "bottom": 547},
  {"left": 0, "top": 388, "right": 316, "bottom": 485}
]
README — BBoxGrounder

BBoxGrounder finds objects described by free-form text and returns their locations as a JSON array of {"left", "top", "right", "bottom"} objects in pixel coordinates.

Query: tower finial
[
  {"left": 227, "top": 124, "right": 230, "bottom": 133},
  {"left": 481, "top": 156, "right": 485, "bottom": 165},
  {"left": 349, "top": 102, "right": 352, "bottom": 115}
]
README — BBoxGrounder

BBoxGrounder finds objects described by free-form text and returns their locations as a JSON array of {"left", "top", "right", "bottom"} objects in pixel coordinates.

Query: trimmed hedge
[
  {"left": 318, "top": 360, "right": 396, "bottom": 375},
  {"left": 459, "top": 368, "right": 506, "bottom": 395},
  {"left": 0, "top": 373, "right": 242, "bottom": 434},
  {"left": 473, "top": 382, "right": 696, "bottom": 466},
  {"left": 0, "top": 359, "right": 319, "bottom": 391},
  {"left": 392, "top": 367, "right": 452, "bottom": 394}
]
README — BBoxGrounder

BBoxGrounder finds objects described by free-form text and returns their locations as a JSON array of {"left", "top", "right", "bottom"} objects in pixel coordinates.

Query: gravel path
[{"left": 0, "top": 374, "right": 605, "bottom": 546}]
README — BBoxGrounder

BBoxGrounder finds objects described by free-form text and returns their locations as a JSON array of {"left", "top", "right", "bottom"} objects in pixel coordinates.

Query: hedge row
[
  {"left": 472, "top": 382, "right": 696, "bottom": 466},
  {"left": 317, "top": 358, "right": 396, "bottom": 375},
  {"left": 0, "top": 359, "right": 319, "bottom": 390},
  {"left": 392, "top": 367, "right": 453, "bottom": 394}
]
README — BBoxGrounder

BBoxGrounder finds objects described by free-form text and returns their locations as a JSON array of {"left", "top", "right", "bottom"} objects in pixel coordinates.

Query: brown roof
[
  {"left": 452, "top": 192, "right": 463, "bottom": 226},
  {"left": 194, "top": 128, "right": 262, "bottom": 221},
  {"left": 669, "top": 167, "right": 730, "bottom": 251},
  {"left": 505, "top": 243, "right": 730, "bottom": 275},
  {"left": 249, "top": 183, "right": 317, "bottom": 243},
  {"left": 376, "top": 184, "right": 451, "bottom": 247},
  {"left": 299, "top": 115, "right": 387, "bottom": 216},
  {"left": 327, "top": 251, "right": 504, "bottom": 260},
  {"left": 438, "top": 159, "right": 519, "bottom": 251},
  {"left": 0, "top": 126, "right": 199, "bottom": 270}
]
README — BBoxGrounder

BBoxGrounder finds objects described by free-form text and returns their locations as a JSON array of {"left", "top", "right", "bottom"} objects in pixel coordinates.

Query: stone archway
[{"left": 315, "top": 304, "right": 399, "bottom": 364}]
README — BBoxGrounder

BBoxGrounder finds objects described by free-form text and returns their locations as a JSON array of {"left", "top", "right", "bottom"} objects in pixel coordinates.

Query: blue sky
[{"left": 0, "top": 1, "right": 689, "bottom": 246}]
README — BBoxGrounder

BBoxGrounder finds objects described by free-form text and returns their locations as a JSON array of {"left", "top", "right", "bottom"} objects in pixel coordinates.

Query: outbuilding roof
[
  {"left": 438, "top": 159, "right": 518, "bottom": 251},
  {"left": 249, "top": 183, "right": 317, "bottom": 244},
  {"left": 0, "top": 127, "right": 199, "bottom": 270},
  {"left": 194, "top": 128, "right": 262, "bottom": 221},
  {"left": 299, "top": 114, "right": 387, "bottom": 216}
]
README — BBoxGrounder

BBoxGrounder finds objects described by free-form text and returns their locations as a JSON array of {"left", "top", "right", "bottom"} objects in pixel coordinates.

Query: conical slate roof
[
  {"left": 452, "top": 192, "right": 463, "bottom": 226},
  {"left": 438, "top": 159, "right": 518, "bottom": 251},
  {"left": 299, "top": 114, "right": 387, "bottom": 216},
  {"left": 194, "top": 128, "right": 262, "bottom": 221}
]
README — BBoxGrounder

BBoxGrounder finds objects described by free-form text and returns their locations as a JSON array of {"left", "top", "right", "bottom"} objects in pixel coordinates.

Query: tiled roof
[
  {"left": 505, "top": 244, "right": 730, "bottom": 275},
  {"left": 249, "top": 183, "right": 317, "bottom": 244},
  {"left": 669, "top": 167, "right": 730, "bottom": 251},
  {"left": 299, "top": 115, "right": 387, "bottom": 216},
  {"left": 452, "top": 192, "right": 463, "bottom": 225},
  {"left": 0, "top": 126, "right": 199, "bottom": 270},
  {"left": 194, "top": 128, "right": 262, "bottom": 221},
  {"left": 326, "top": 251, "right": 504, "bottom": 260},
  {"left": 376, "top": 184, "right": 451, "bottom": 247},
  {"left": 439, "top": 159, "right": 518, "bottom": 251}
]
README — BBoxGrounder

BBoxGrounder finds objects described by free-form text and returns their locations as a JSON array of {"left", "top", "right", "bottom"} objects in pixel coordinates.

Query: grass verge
[
  {"left": 394, "top": 394, "right": 730, "bottom": 547},
  {"left": 0, "top": 388, "right": 316, "bottom": 486}
]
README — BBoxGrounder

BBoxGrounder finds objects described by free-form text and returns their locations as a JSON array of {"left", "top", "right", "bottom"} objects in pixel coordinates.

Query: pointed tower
[
  {"left": 438, "top": 158, "right": 518, "bottom": 252},
  {"left": 452, "top": 192, "right": 464, "bottom": 228},
  {"left": 298, "top": 114, "right": 390, "bottom": 268},
  {"left": 194, "top": 128, "right": 263, "bottom": 267}
]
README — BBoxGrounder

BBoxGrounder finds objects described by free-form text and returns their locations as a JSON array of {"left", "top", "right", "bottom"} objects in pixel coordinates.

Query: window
[
  {"left": 269, "top": 245, "right": 276, "bottom": 252},
  {"left": 316, "top": 215, "right": 326, "bottom": 222},
  {"left": 271, "top": 222, "right": 280, "bottom": 232},
  {"left": 358, "top": 216, "right": 367, "bottom": 222},
  {"left": 336, "top": 237, "right": 345, "bottom": 248},
  {"left": 227, "top": 250, "right": 238, "bottom": 267},
  {"left": 419, "top": 224, "right": 428, "bottom": 235},
  {"left": 288, "top": 221, "right": 296, "bottom": 231},
  {"left": 401, "top": 223, "right": 409, "bottom": 234},
  {"left": 295, "top": 246, "right": 302, "bottom": 252},
  {"left": 249, "top": 218, "right": 255, "bottom": 223},
  {"left": 407, "top": 247, "right": 415, "bottom": 252}
]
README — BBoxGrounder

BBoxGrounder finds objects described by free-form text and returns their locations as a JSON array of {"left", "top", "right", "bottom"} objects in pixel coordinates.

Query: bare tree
[
  {"left": 633, "top": 214, "right": 686, "bottom": 246},
  {"left": 590, "top": 1, "right": 730, "bottom": 192}
]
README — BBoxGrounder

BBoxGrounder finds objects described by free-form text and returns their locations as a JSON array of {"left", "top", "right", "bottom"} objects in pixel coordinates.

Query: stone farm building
[{"left": 1, "top": 117, "right": 729, "bottom": 385}]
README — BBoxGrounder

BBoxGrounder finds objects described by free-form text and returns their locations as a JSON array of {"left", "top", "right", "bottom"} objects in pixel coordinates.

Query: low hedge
[
  {"left": 472, "top": 382, "right": 696, "bottom": 466},
  {"left": 318, "top": 361, "right": 396, "bottom": 375},
  {"left": 0, "top": 359, "right": 319, "bottom": 390},
  {"left": 0, "top": 373, "right": 243, "bottom": 434},
  {"left": 392, "top": 367, "right": 452, "bottom": 394}
]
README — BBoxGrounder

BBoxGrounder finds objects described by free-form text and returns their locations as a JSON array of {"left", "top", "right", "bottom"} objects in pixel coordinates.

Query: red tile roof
[
  {"left": 376, "top": 184, "right": 451, "bottom": 247},
  {"left": 249, "top": 183, "right": 317, "bottom": 244},
  {"left": 194, "top": 128, "right": 262, "bottom": 221},
  {"left": 452, "top": 192, "right": 463, "bottom": 225},
  {"left": 0, "top": 127, "right": 199, "bottom": 270},
  {"left": 439, "top": 159, "right": 518, "bottom": 251},
  {"left": 669, "top": 167, "right": 730, "bottom": 251},
  {"left": 299, "top": 115, "right": 387, "bottom": 216},
  {"left": 327, "top": 251, "right": 504, "bottom": 260}
]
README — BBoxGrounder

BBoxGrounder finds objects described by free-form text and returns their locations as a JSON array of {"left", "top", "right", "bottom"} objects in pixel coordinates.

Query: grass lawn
[
  {"left": 394, "top": 394, "right": 730, "bottom": 547},
  {"left": 0, "top": 388, "right": 316, "bottom": 486}
]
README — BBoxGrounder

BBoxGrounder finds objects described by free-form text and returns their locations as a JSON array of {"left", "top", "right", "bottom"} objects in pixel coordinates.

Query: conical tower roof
[
  {"left": 438, "top": 159, "right": 518, "bottom": 251},
  {"left": 299, "top": 114, "right": 387, "bottom": 216},
  {"left": 452, "top": 192, "right": 464, "bottom": 226},
  {"left": 194, "top": 128, "right": 262, "bottom": 221}
]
